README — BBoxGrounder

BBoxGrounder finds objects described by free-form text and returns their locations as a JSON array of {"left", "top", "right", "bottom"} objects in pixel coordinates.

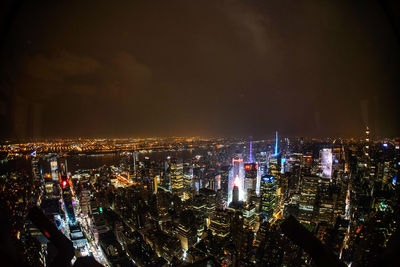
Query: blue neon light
[{"left": 263, "top": 176, "right": 274, "bottom": 183}]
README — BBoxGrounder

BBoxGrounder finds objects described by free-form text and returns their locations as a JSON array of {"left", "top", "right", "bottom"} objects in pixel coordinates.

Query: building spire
[
  {"left": 249, "top": 136, "right": 253, "bottom": 163},
  {"left": 275, "top": 131, "right": 278, "bottom": 155}
]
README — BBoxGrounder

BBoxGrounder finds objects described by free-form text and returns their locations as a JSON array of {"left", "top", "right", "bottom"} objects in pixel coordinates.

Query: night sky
[{"left": 1, "top": 0, "right": 399, "bottom": 139}]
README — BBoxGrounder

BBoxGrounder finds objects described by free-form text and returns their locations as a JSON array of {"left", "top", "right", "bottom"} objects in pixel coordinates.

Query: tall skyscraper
[
  {"left": 244, "top": 163, "right": 257, "bottom": 194},
  {"left": 50, "top": 158, "right": 58, "bottom": 181},
  {"left": 232, "top": 185, "right": 239, "bottom": 204},
  {"left": 171, "top": 159, "right": 184, "bottom": 195},
  {"left": 183, "top": 163, "right": 194, "bottom": 195},
  {"left": 228, "top": 154, "right": 245, "bottom": 204},
  {"left": 260, "top": 175, "right": 276, "bottom": 219},
  {"left": 298, "top": 176, "right": 319, "bottom": 224},
  {"left": 320, "top": 148, "right": 333, "bottom": 179},
  {"left": 269, "top": 131, "right": 282, "bottom": 174},
  {"left": 365, "top": 126, "right": 370, "bottom": 158}
]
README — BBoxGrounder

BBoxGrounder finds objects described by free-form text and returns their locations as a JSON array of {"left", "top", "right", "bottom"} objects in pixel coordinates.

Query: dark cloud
[
  {"left": 1, "top": 0, "right": 399, "bottom": 138},
  {"left": 25, "top": 52, "right": 101, "bottom": 81}
]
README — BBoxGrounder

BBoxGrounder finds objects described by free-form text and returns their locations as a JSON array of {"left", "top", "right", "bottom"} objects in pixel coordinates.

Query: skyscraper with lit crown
[{"left": 228, "top": 153, "right": 245, "bottom": 204}]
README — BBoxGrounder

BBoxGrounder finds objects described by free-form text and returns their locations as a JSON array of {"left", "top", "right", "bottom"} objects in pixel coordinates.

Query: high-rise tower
[
  {"left": 365, "top": 126, "right": 370, "bottom": 158},
  {"left": 228, "top": 153, "right": 245, "bottom": 204},
  {"left": 244, "top": 163, "right": 257, "bottom": 194},
  {"left": 320, "top": 148, "right": 333, "bottom": 179},
  {"left": 261, "top": 175, "right": 276, "bottom": 220},
  {"left": 171, "top": 159, "right": 184, "bottom": 195},
  {"left": 50, "top": 158, "right": 58, "bottom": 181},
  {"left": 232, "top": 185, "right": 239, "bottom": 204}
]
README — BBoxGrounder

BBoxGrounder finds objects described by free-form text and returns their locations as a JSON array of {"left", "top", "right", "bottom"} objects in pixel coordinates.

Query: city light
[
  {"left": 1, "top": 125, "right": 398, "bottom": 266},
  {"left": 1, "top": 0, "right": 398, "bottom": 264}
]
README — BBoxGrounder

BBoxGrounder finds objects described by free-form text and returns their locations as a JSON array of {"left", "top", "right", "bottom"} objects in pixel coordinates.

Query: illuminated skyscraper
[
  {"left": 59, "top": 157, "right": 68, "bottom": 174},
  {"left": 209, "top": 210, "right": 230, "bottom": 238},
  {"left": 268, "top": 131, "right": 281, "bottom": 174},
  {"left": 260, "top": 175, "right": 276, "bottom": 219},
  {"left": 244, "top": 163, "right": 257, "bottom": 194},
  {"left": 365, "top": 126, "right": 370, "bottom": 158},
  {"left": 320, "top": 148, "right": 332, "bottom": 179},
  {"left": 228, "top": 154, "right": 245, "bottom": 204},
  {"left": 298, "top": 176, "right": 318, "bottom": 224},
  {"left": 171, "top": 159, "right": 184, "bottom": 195},
  {"left": 50, "top": 158, "right": 58, "bottom": 181}
]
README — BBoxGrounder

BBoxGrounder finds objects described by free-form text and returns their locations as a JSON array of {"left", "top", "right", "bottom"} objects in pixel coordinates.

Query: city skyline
[
  {"left": 1, "top": 131, "right": 399, "bottom": 266},
  {"left": 0, "top": 1, "right": 400, "bottom": 266}
]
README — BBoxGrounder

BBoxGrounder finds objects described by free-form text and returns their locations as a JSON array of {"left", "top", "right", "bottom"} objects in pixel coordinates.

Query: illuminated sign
[
  {"left": 245, "top": 163, "right": 257, "bottom": 171},
  {"left": 262, "top": 176, "right": 274, "bottom": 183}
]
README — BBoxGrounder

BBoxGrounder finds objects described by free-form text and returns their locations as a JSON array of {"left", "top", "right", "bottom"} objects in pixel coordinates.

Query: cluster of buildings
[{"left": 0, "top": 130, "right": 399, "bottom": 266}]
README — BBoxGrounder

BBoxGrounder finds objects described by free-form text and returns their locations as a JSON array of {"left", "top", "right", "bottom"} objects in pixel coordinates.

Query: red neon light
[
  {"left": 43, "top": 230, "right": 51, "bottom": 239},
  {"left": 245, "top": 165, "right": 251, "bottom": 171},
  {"left": 255, "top": 164, "right": 258, "bottom": 169},
  {"left": 62, "top": 180, "right": 67, "bottom": 187}
]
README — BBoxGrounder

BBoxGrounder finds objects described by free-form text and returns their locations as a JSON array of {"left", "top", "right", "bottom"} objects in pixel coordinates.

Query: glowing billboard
[
  {"left": 321, "top": 148, "right": 332, "bottom": 178},
  {"left": 51, "top": 160, "right": 58, "bottom": 181}
]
